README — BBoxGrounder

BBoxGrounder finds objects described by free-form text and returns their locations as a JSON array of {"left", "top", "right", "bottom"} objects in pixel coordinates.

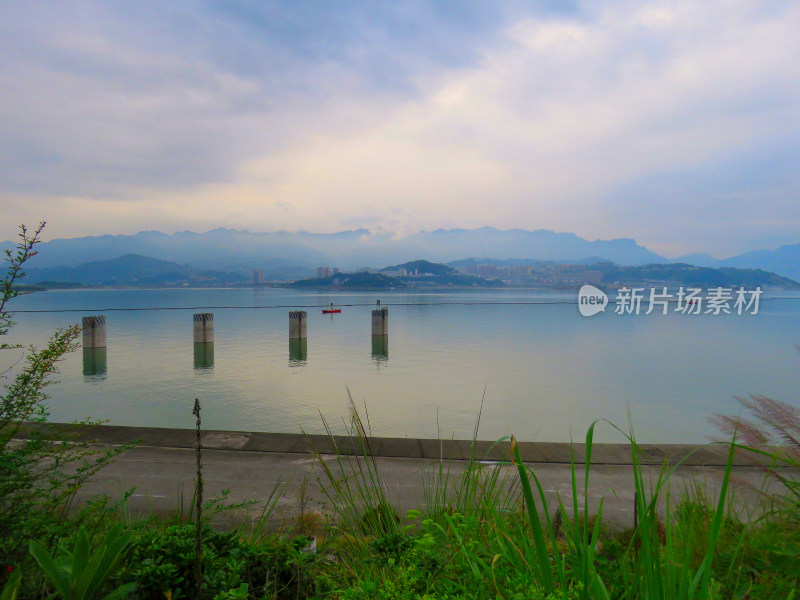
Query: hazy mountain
[
  {"left": 669, "top": 245, "right": 800, "bottom": 280},
  {"left": 719, "top": 242, "right": 800, "bottom": 281},
  {"left": 25, "top": 254, "right": 247, "bottom": 286},
  {"left": 7, "top": 227, "right": 666, "bottom": 271},
  {"left": 7, "top": 227, "right": 800, "bottom": 281},
  {"left": 448, "top": 257, "right": 614, "bottom": 270}
]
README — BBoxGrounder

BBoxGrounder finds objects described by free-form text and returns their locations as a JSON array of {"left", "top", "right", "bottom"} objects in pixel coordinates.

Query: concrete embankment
[
  {"left": 19, "top": 424, "right": 783, "bottom": 530},
  {"left": 29, "top": 422, "right": 754, "bottom": 465}
]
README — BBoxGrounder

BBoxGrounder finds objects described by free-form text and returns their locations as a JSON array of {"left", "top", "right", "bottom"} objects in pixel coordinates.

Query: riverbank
[
  {"left": 6, "top": 423, "right": 799, "bottom": 599},
  {"left": 25, "top": 422, "right": 756, "bottom": 465},
  {"left": 17, "top": 423, "right": 782, "bottom": 532}
]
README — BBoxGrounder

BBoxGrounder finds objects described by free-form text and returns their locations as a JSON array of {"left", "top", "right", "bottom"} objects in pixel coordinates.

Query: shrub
[{"left": 0, "top": 222, "right": 128, "bottom": 572}]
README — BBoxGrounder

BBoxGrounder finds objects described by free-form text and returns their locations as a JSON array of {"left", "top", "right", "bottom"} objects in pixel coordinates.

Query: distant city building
[
  {"left": 477, "top": 264, "right": 499, "bottom": 278},
  {"left": 316, "top": 267, "right": 332, "bottom": 278},
  {"left": 252, "top": 269, "right": 265, "bottom": 284},
  {"left": 357, "top": 267, "right": 373, "bottom": 273},
  {"left": 508, "top": 265, "right": 532, "bottom": 279},
  {"left": 332, "top": 267, "right": 340, "bottom": 274},
  {"left": 466, "top": 264, "right": 478, "bottom": 275},
  {"left": 582, "top": 270, "right": 602, "bottom": 284}
]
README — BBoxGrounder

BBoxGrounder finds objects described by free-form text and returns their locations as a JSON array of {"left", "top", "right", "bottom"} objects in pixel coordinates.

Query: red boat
[{"left": 322, "top": 309, "right": 341, "bottom": 314}]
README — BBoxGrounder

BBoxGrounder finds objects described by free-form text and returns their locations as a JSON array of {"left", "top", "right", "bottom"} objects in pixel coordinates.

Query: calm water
[{"left": 5, "top": 287, "right": 800, "bottom": 443}]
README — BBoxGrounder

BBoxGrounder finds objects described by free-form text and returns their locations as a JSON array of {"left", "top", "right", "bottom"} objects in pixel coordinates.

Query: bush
[
  {"left": 122, "top": 523, "right": 318, "bottom": 600},
  {"left": 0, "top": 223, "right": 128, "bottom": 572}
]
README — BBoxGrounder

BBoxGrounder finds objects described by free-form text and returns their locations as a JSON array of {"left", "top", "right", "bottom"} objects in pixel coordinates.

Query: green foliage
[
  {"left": 0, "top": 570, "right": 21, "bottom": 600},
  {"left": 309, "top": 394, "right": 404, "bottom": 538},
  {"left": 0, "top": 223, "right": 130, "bottom": 571},
  {"left": 122, "top": 523, "right": 317, "bottom": 600},
  {"left": 29, "top": 524, "right": 135, "bottom": 600}
]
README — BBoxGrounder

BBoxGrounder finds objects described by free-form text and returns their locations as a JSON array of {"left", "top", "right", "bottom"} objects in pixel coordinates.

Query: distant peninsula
[
  {"left": 282, "top": 260, "right": 504, "bottom": 289},
  {"left": 283, "top": 259, "right": 800, "bottom": 291}
]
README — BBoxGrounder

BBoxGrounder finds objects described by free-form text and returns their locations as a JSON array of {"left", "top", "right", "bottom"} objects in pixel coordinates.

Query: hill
[
  {"left": 719, "top": 242, "right": 800, "bottom": 281},
  {"left": 25, "top": 254, "right": 247, "bottom": 286},
  {"left": 593, "top": 263, "right": 800, "bottom": 289},
  {"left": 379, "top": 260, "right": 456, "bottom": 276},
  {"left": 285, "top": 272, "right": 404, "bottom": 289}
]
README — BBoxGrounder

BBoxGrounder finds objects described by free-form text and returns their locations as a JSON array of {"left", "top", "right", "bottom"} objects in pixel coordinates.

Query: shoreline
[{"left": 20, "top": 422, "right": 767, "bottom": 467}]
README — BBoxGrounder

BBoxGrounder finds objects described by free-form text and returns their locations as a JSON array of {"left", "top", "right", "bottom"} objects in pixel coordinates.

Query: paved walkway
[{"left": 31, "top": 424, "right": 783, "bottom": 531}]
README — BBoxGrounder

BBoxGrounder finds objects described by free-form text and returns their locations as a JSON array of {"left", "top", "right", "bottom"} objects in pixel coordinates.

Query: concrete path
[{"left": 37, "top": 424, "right": 784, "bottom": 531}]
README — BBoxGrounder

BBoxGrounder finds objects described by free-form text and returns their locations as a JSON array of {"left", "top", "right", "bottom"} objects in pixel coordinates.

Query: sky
[{"left": 1, "top": 0, "right": 799, "bottom": 258}]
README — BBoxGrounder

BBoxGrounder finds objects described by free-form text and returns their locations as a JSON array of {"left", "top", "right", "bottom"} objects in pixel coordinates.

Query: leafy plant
[
  {"left": 309, "top": 393, "right": 402, "bottom": 538},
  {"left": 0, "top": 569, "right": 21, "bottom": 600},
  {"left": 29, "top": 524, "right": 135, "bottom": 600},
  {"left": 0, "top": 222, "right": 130, "bottom": 570}
]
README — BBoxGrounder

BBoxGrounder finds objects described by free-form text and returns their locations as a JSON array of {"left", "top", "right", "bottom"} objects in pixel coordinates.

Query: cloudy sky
[{"left": 1, "top": 0, "right": 798, "bottom": 257}]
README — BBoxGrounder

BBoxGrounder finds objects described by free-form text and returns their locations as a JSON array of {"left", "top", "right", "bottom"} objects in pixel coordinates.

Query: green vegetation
[
  {"left": 3, "top": 223, "right": 800, "bottom": 599},
  {"left": 1, "top": 223, "right": 130, "bottom": 570}
]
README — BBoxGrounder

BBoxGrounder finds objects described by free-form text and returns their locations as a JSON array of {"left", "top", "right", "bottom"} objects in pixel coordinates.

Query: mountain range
[
  {"left": 24, "top": 254, "right": 247, "bottom": 286},
  {"left": 3, "top": 227, "right": 800, "bottom": 282}
]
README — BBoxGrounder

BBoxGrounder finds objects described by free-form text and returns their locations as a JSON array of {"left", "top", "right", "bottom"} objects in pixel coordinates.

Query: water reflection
[
  {"left": 289, "top": 338, "right": 307, "bottom": 364},
  {"left": 371, "top": 335, "right": 388, "bottom": 366},
  {"left": 82, "top": 347, "right": 107, "bottom": 378},
  {"left": 193, "top": 342, "right": 215, "bottom": 371}
]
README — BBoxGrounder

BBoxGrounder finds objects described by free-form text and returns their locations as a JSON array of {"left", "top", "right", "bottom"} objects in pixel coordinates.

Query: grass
[{"left": 4, "top": 404, "right": 800, "bottom": 599}]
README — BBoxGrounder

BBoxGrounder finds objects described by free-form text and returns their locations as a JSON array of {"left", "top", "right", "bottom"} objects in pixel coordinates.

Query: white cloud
[{"left": 1, "top": 0, "right": 799, "bottom": 256}]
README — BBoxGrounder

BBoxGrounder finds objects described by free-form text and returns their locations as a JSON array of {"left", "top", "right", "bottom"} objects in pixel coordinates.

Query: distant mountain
[
  {"left": 25, "top": 254, "right": 247, "bottom": 286},
  {"left": 449, "top": 257, "right": 614, "bottom": 270},
  {"left": 8, "top": 227, "right": 800, "bottom": 281},
  {"left": 6, "top": 227, "right": 667, "bottom": 272},
  {"left": 719, "top": 242, "right": 800, "bottom": 281}
]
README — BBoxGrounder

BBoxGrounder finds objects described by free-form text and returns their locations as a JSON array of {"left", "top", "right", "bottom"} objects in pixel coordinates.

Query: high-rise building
[
  {"left": 581, "top": 270, "right": 602, "bottom": 284},
  {"left": 252, "top": 269, "right": 265, "bottom": 284},
  {"left": 477, "top": 264, "right": 499, "bottom": 278},
  {"left": 508, "top": 265, "right": 532, "bottom": 279},
  {"left": 316, "top": 267, "right": 332, "bottom": 278}
]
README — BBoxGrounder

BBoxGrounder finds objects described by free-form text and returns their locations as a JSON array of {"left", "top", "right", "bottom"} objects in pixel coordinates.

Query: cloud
[{"left": 1, "top": 0, "right": 798, "bottom": 256}]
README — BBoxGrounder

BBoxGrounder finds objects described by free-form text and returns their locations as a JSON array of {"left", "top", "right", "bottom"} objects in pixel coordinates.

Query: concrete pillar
[
  {"left": 82, "top": 347, "right": 107, "bottom": 377},
  {"left": 82, "top": 315, "right": 107, "bottom": 348},
  {"left": 289, "top": 311, "right": 307, "bottom": 339},
  {"left": 289, "top": 338, "right": 308, "bottom": 363},
  {"left": 194, "top": 342, "right": 214, "bottom": 370},
  {"left": 371, "top": 307, "right": 388, "bottom": 336},
  {"left": 193, "top": 313, "right": 214, "bottom": 343}
]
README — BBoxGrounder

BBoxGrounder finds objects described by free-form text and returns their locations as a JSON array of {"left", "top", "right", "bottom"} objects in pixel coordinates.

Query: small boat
[{"left": 322, "top": 309, "right": 341, "bottom": 314}]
